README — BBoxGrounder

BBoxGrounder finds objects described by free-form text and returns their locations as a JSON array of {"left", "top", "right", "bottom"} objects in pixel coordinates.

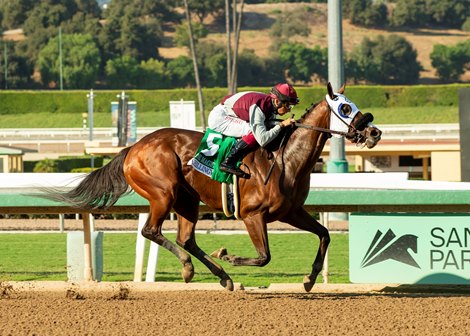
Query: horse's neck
[{"left": 284, "top": 103, "right": 330, "bottom": 178}]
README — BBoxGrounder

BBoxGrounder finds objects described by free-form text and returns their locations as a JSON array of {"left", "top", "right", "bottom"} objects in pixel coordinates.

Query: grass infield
[{"left": 0, "top": 232, "right": 349, "bottom": 287}]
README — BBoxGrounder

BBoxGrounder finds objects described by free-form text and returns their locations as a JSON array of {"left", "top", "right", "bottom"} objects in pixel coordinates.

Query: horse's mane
[
  {"left": 263, "top": 100, "right": 323, "bottom": 153},
  {"left": 298, "top": 101, "right": 321, "bottom": 122}
]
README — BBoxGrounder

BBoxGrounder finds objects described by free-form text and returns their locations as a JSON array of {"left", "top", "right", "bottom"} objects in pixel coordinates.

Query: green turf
[{"left": 0, "top": 232, "right": 349, "bottom": 286}]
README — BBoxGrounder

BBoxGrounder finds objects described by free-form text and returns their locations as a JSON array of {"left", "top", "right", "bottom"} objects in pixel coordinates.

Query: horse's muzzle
[{"left": 364, "top": 126, "right": 382, "bottom": 149}]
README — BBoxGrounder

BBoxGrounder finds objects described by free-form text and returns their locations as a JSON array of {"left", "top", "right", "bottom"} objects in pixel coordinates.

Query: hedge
[
  {"left": 24, "top": 156, "right": 104, "bottom": 173},
  {"left": 0, "top": 84, "right": 468, "bottom": 116}
]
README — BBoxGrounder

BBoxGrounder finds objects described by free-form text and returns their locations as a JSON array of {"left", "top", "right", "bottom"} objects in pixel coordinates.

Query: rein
[
  {"left": 293, "top": 122, "right": 351, "bottom": 137},
  {"left": 263, "top": 104, "right": 360, "bottom": 184}
]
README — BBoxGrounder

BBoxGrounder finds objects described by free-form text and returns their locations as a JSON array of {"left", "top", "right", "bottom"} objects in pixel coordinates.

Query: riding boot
[{"left": 219, "top": 139, "right": 251, "bottom": 179}]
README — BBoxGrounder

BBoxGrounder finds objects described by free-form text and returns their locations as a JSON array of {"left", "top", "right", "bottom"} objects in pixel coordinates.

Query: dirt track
[
  {"left": 1, "top": 282, "right": 469, "bottom": 336},
  {"left": 1, "top": 221, "right": 468, "bottom": 335}
]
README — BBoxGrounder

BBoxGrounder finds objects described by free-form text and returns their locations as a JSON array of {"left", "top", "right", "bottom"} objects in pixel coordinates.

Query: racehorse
[{"left": 53, "top": 83, "right": 381, "bottom": 291}]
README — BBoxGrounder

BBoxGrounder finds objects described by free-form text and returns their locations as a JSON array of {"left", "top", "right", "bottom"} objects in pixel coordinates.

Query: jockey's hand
[{"left": 280, "top": 118, "right": 296, "bottom": 128}]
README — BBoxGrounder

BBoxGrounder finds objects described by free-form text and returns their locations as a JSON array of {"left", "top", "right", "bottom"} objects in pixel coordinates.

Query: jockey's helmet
[{"left": 270, "top": 83, "right": 300, "bottom": 105}]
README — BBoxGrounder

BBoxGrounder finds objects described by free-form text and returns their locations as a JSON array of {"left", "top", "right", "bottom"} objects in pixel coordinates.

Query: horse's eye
[{"left": 341, "top": 104, "right": 352, "bottom": 116}]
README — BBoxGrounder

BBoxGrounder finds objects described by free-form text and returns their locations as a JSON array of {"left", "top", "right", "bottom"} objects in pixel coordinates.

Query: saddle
[{"left": 190, "top": 129, "right": 241, "bottom": 219}]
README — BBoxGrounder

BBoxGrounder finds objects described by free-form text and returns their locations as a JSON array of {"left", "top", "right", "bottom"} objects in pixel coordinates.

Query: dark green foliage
[
  {"left": 137, "top": 58, "right": 170, "bottom": 89},
  {"left": 0, "top": 41, "right": 34, "bottom": 89},
  {"left": 348, "top": 34, "right": 422, "bottom": 84},
  {"left": 0, "top": 0, "right": 36, "bottom": 30},
  {"left": 344, "top": 0, "right": 388, "bottom": 27},
  {"left": 462, "top": 17, "right": 470, "bottom": 32},
  {"left": 186, "top": 0, "right": 224, "bottom": 23},
  {"left": 104, "top": 56, "right": 140, "bottom": 89},
  {"left": 390, "top": 0, "right": 469, "bottom": 28},
  {"left": 31, "top": 156, "right": 104, "bottom": 173},
  {"left": 167, "top": 56, "right": 195, "bottom": 87},
  {"left": 98, "top": 3, "right": 162, "bottom": 63},
  {"left": 430, "top": 40, "right": 470, "bottom": 82},
  {"left": 279, "top": 42, "right": 327, "bottom": 83},
  {"left": 173, "top": 21, "right": 208, "bottom": 48},
  {"left": 37, "top": 33, "right": 101, "bottom": 89}
]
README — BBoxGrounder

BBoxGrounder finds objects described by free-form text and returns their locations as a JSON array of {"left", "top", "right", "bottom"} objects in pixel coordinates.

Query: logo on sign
[{"left": 361, "top": 229, "right": 420, "bottom": 269}]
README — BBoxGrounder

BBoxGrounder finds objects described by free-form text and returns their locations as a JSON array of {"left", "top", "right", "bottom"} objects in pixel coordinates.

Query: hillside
[{"left": 160, "top": 2, "right": 470, "bottom": 84}]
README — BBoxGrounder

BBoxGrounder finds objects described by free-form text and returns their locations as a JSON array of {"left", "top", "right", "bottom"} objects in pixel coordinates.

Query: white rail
[{"left": 0, "top": 124, "right": 460, "bottom": 141}]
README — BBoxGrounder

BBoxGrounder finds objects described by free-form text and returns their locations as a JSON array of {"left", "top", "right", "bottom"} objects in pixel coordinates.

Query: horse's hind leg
[
  {"left": 211, "top": 213, "right": 271, "bottom": 267},
  {"left": 282, "top": 207, "right": 330, "bottom": 292},
  {"left": 141, "top": 201, "right": 195, "bottom": 283},
  {"left": 173, "top": 197, "right": 234, "bottom": 291}
]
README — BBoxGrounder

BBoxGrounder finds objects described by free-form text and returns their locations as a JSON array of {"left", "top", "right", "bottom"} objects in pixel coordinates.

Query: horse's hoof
[
  {"left": 210, "top": 247, "right": 228, "bottom": 259},
  {"left": 303, "top": 275, "right": 315, "bottom": 292},
  {"left": 181, "top": 263, "right": 194, "bottom": 283},
  {"left": 220, "top": 278, "right": 234, "bottom": 291}
]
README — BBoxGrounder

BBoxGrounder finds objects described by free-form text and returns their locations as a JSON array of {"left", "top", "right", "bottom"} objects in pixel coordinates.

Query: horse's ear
[
  {"left": 327, "top": 82, "right": 335, "bottom": 99},
  {"left": 338, "top": 84, "right": 346, "bottom": 94}
]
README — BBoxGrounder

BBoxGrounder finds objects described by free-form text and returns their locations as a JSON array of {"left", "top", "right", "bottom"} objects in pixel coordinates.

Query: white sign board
[{"left": 170, "top": 100, "right": 196, "bottom": 130}]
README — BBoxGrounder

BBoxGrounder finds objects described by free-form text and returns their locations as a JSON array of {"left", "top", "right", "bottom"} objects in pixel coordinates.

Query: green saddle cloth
[{"left": 192, "top": 128, "right": 237, "bottom": 184}]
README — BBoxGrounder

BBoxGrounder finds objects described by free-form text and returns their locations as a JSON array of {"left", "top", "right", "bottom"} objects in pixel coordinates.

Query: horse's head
[{"left": 325, "top": 82, "right": 382, "bottom": 149}]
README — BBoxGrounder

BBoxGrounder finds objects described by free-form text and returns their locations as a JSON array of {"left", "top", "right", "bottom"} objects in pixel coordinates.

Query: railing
[
  {"left": 0, "top": 124, "right": 460, "bottom": 141},
  {"left": 2, "top": 172, "right": 470, "bottom": 284}
]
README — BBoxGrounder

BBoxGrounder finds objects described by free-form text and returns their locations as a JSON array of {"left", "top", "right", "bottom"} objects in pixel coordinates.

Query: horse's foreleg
[
  {"left": 282, "top": 207, "right": 330, "bottom": 292},
  {"left": 175, "top": 213, "right": 234, "bottom": 291},
  {"left": 211, "top": 214, "right": 271, "bottom": 267},
  {"left": 141, "top": 202, "right": 195, "bottom": 283}
]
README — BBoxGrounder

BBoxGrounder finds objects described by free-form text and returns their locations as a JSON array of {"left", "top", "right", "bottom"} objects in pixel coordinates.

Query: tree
[
  {"left": 236, "top": 49, "right": 270, "bottom": 86},
  {"left": 104, "top": 55, "right": 139, "bottom": 88},
  {"left": 98, "top": 0, "right": 163, "bottom": 63},
  {"left": 226, "top": 0, "right": 245, "bottom": 94},
  {"left": 0, "top": 0, "right": 35, "bottom": 30},
  {"left": 138, "top": 58, "right": 169, "bottom": 89},
  {"left": 0, "top": 41, "right": 34, "bottom": 89},
  {"left": 174, "top": 20, "right": 208, "bottom": 48},
  {"left": 390, "top": 0, "right": 469, "bottom": 28},
  {"left": 390, "top": 0, "right": 428, "bottom": 27},
  {"left": 167, "top": 56, "right": 195, "bottom": 87},
  {"left": 183, "top": 0, "right": 206, "bottom": 129},
  {"left": 38, "top": 33, "right": 101, "bottom": 89},
  {"left": 187, "top": 0, "right": 225, "bottom": 23},
  {"left": 431, "top": 41, "right": 470, "bottom": 82},
  {"left": 349, "top": 34, "right": 422, "bottom": 84},
  {"left": 344, "top": 0, "right": 388, "bottom": 27},
  {"left": 279, "top": 42, "right": 327, "bottom": 83},
  {"left": 427, "top": 0, "right": 469, "bottom": 28}
]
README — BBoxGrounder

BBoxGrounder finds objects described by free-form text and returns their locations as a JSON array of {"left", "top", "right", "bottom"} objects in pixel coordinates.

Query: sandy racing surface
[{"left": 1, "top": 282, "right": 469, "bottom": 336}]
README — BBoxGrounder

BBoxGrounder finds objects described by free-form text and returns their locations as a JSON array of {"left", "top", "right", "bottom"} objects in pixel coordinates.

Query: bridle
[
  {"left": 264, "top": 103, "right": 357, "bottom": 184},
  {"left": 279, "top": 102, "right": 359, "bottom": 139}
]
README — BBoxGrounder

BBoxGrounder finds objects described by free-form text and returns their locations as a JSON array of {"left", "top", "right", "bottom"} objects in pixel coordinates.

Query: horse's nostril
[{"left": 369, "top": 129, "right": 381, "bottom": 138}]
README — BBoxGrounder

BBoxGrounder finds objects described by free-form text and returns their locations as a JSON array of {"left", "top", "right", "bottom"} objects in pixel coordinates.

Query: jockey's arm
[{"left": 249, "top": 104, "right": 282, "bottom": 147}]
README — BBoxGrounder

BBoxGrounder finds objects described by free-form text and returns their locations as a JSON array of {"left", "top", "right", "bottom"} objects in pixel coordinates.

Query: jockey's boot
[{"left": 219, "top": 139, "right": 251, "bottom": 179}]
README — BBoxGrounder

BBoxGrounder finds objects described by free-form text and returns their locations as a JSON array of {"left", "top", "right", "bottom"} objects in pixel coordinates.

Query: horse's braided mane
[{"left": 298, "top": 101, "right": 321, "bottom": 122}]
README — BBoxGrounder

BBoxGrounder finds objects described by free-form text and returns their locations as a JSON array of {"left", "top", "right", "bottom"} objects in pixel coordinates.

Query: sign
[
  {"left": 170, "top": 100, "right": 196, "bottom": 130},
  {"left": 349, "top": 213, "right": 470, "bottom": 284},
  {"left": 111, "top": 101, "right": 137, "bottom": 146}
]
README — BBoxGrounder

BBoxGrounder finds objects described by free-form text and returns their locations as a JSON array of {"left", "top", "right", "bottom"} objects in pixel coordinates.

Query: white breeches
[{"left": 207, "top": 104, "right": 251, "bottom": 138}]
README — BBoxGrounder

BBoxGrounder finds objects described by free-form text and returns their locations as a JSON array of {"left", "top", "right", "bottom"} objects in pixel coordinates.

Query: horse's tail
[{"left": 48, "top": 147, "right": 132, "bottom": 210}]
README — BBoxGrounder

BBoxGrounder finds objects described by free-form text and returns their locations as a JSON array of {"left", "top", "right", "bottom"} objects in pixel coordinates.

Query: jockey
[{"left": 207, "top": 83, "right": 299, "bottom": 178}]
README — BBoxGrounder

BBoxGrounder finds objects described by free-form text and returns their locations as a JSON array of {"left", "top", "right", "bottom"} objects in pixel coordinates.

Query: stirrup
[{"left": 219, "top": 164, "right": 250, "bottom": 179}]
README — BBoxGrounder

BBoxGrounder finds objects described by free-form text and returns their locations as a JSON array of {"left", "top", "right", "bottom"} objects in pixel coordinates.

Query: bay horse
[{"left": 54, "top": 83, "right": 381, "bottom": 291}]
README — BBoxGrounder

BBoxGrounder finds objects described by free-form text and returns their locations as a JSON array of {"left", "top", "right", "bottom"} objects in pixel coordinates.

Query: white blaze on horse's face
[{"left": 325, "top": 93, "right": 360, "bottom": 137}]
